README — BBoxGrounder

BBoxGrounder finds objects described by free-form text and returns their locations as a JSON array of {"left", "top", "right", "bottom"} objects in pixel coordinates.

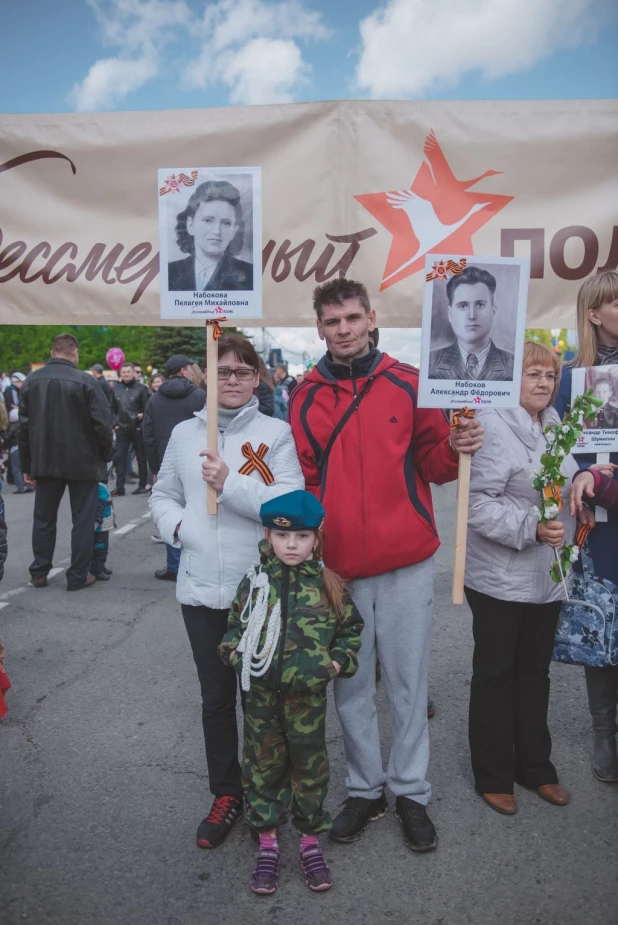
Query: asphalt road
[{"left": 0, "top": 483, "right": 616, "bottom": 925}]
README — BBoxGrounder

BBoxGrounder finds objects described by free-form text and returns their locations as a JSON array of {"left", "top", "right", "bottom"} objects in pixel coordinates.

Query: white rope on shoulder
[{"left": 235, "top": 562, "right": 281, "bottom": 692}]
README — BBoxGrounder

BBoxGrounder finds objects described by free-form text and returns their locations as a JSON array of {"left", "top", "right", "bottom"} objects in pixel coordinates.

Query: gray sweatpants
[{"left": 334, "top": 556, "right": 435, "bottom": 805}]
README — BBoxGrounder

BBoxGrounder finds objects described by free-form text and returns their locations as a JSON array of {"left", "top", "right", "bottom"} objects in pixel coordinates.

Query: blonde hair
[
  {"left": 569, "top": 271, "right": 618, "bottom": 368},
  {"left": 523, "top": 340, "right": 562, "bottom": 404}
]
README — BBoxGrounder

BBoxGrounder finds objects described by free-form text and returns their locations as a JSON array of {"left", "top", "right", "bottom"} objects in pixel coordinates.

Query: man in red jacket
[{"left": 289, "top": 278, "right": 483, "bottom": 852}]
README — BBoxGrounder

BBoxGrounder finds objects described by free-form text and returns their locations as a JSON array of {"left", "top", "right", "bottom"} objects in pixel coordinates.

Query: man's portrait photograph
[{"left": 427, "top": 263, "right": 519, "bottom": 381}]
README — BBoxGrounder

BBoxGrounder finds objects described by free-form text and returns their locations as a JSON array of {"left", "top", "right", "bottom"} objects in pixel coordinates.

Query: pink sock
[
  {"left": 259, "top": 830, "right": 278, "bottom": 851},
  {"left": 300, "top": 834, "right": 319, "bottom": 851}
]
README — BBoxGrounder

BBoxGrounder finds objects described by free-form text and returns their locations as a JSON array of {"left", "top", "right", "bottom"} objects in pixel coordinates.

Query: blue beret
[{"left": 260, "top": 490, "right": 325, "bottom": 531}]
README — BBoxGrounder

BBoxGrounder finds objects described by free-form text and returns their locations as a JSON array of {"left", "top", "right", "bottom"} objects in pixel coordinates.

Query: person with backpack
[{"left": 289, "top": 278, "right": 482, "bottom": 853}]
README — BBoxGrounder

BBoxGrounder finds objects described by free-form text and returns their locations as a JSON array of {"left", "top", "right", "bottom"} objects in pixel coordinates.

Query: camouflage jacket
[{"left": 219, "top": 541, "right": 363, "bottom": 694}]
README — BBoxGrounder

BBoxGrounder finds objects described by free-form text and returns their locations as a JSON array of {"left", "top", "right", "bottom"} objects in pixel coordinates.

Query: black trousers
[
  {"left": 465, "top": 587, "right": 561, "bottom": 794},
  {"left": 90, "top": 530, "right": 109, "bottom": 576},
  {"left": 181, "top": 604, "right": 242, "bottom": 798},
  {"left": 30, "top": 478, "right": 98, "bottom": 588},
  {"left": 114, "top": 427, "right": 147, "bottom": 490}
]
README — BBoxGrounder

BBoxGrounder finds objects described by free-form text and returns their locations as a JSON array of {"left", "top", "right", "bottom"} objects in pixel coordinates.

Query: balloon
[
  {"left": 146, "top": 365, "right": 153, "bottom": 373},
  {"left": 106, "top": 347, "right": 125, "bottom": 370}
]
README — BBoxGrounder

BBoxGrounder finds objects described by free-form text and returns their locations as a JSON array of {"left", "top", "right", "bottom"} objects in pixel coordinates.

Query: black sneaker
[
  {"left": 329, "top": 794, "right": 388, "bottom": 843},
  {"left": 427, "top": 698, "right": 436, "bottom": 719},
  {"left": 132, "top": 486, "right": 148, "bottom": 495},
  {"left": 395, "top": 797, "right": 437, "bottom": 852},
  {"left": 155, "top": 568, "right": 177, "bottom": 582},
  {"left": 196, "top": 795, "right": 243, "bottom": 849},
  {"left": 103, "top": 566, "right": 113, "bottom": 576},
  {"left": 112, "top": 488, "right": 125, "bottom": 497}
]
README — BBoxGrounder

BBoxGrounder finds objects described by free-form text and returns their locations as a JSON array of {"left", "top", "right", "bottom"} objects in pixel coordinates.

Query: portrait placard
[
  {"left": 158, "top": 166, "right": 262, "bottom": 320},
  {"left": 417, "top": 254, "right": 529, "bottom": 409},
  {"left": 571, "top": 365, "right": 618, "bottom": 453}
]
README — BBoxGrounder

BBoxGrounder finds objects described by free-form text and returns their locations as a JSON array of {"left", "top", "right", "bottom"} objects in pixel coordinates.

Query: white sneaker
[{"left": 151, "top": 534, "right": 165, "bottom": 544}]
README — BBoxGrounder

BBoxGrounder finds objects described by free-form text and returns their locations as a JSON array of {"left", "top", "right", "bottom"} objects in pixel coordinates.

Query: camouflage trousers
[{"left": 242, "top": 685, "right": 331, "bottom": 835}]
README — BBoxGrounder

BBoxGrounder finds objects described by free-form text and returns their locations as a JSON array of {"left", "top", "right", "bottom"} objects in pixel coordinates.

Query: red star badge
[{"left": 355, "top": 130, "right": 514, "bottom": 291}]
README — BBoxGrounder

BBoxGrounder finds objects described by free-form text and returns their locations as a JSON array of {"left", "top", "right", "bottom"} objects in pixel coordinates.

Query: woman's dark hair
[
  {"left": 216, "top": 334, "right": 260, "bottom": 371},
  {"left": 175, "top": 180, "right": 244, "bottom": 256}
]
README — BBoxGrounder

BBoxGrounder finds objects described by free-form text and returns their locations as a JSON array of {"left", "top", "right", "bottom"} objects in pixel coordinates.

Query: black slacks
[
  {"left": 465, "top": 586, "right": 561, "bottom": 794},
  {"left": 30, "top": 478, "right": 98, "bottom": 588},
  {"left": 114, "top": 427, "right": 147, "bottom": 490},
  {"left": 181, "top": 604, "right": 242, "bottom": 798}
]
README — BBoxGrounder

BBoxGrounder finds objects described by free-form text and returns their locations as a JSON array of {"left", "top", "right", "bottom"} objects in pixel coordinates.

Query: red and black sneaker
[{"left": 196, "top": 795, "right": 243, "bottom": 849}]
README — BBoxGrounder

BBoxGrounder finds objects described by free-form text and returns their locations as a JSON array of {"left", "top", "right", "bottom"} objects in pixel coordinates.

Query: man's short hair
[
  {"left": 312, "top": 279, "right": 371, "bottom": 320},
  {"left": 51, "top": 333, "right": 79, "bottom": 357},
  {"left": 446, "top": 266, "right": 497, "bottom": 305},
  {"left": 275, "top": 364, "right": 288, "bottom": 373},
  {"left": 120, "top": 362, "right": 135, "bottom": 371}
]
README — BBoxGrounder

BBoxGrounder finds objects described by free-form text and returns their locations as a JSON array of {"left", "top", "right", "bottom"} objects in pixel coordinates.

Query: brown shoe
[
  {"left": 481, "top": 793, "right": 517, "bottom": 815},
  {"left": 537, "top": 784, "right": 569, "bottom": 806},
  {"left": 30, "top": 576, "right": 48, "bottom": 588},
  {"left": 67, "top": 573, "right": 97, "bottom": 592}
]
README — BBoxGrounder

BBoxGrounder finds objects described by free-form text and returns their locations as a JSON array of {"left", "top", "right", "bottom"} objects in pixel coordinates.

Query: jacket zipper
[
  {"left": 275, "top": 565, "right": 290, "bottom": 692},
  {"left": 357, "top": 403, "right": 367, "bottom": 575}
]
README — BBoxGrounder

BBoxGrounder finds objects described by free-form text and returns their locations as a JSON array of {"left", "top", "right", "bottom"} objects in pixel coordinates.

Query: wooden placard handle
[
  {"left": 452, "top": 451, "right": 471, "bottom": 605},
  {"left": 595, "top": 453, "right": 610, "bottom": 523},
  {"left": 206, "top": 322, "right": 219, "bottom": 515}
]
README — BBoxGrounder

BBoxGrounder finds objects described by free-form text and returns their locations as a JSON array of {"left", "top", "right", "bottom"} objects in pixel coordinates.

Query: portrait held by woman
[
  {"left": 168, "top": 179, "right": 254, "bottom": 292},
  {"left": 149, "top": 334, "right": 303, "bottom": 849},
  {"left": 464, "top": 341, "right": 578, "bottom": 815},
  {"left": 555, "top": 270, "right": 618, "bottom": 783}
]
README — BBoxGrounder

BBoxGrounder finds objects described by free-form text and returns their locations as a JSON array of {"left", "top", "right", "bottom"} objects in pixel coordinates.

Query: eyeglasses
[
  {"left": 217, "top": 367, "right": 257, "bottom": 381},
  {"left": 523, "top": 371, "right": 557, "bottom": 383}
]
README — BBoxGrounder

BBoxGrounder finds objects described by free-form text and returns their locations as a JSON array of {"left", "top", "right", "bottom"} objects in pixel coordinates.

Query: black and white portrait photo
[
  {"left": 158, "top": 166, "right": 262, "bottom": 321},
  {"left": 571, "top": 365, "right": 618, "bottom": 452},
  {"left": 418, "top": 254, "right": 529, "bottom": 410},
  {"left": 428, "top": 263, "right": 517, "bottom": 381}
]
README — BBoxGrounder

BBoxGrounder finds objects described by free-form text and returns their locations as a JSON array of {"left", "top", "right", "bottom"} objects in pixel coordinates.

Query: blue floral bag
[{"left": 553, "top": 543, "right": 618, "bottom": 667}]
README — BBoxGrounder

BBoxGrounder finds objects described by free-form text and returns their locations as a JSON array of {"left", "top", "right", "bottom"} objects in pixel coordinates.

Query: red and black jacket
[{"left": 289, "top": 349, "right": 459, "bottom": 581}]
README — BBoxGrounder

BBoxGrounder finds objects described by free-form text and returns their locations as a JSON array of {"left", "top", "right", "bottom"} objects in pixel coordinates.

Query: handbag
[{"left": 553, "top": 542, "right": 618, "bottom": 667}]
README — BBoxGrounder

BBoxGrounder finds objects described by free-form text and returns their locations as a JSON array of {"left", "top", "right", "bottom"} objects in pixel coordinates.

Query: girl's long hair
[
  {"left": 314, "top": 534, "right": 346, "bottom": 620},
  {"left": 568, "top": 271, "right": 618, "bottom": 368}
]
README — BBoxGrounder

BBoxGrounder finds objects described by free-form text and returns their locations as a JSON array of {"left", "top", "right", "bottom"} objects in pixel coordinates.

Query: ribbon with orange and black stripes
[
  {"left": 207, "top": 318, "right": 228, "bottom": 339},
  {"left": 575, "top": 521, "right": 592, "bottom": 549},
  {"left": 451, "top": 406, "right": 475, "bottom": 429},
  {"left": 238, "top": 442, "right": 274, "bottom": 485}
]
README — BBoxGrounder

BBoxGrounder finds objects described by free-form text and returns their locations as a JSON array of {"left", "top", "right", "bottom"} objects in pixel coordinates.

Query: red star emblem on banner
[{"left": 354, "top": 130, "right": 514, "bottom": 291}]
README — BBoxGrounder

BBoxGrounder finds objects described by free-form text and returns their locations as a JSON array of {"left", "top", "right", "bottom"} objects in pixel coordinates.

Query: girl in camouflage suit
[{"left": 219, "top": 490, "right": 363, "bottom": 895}]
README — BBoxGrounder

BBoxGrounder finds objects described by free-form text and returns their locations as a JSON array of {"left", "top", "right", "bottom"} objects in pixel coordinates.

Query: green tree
[{"left": 525, "top": 328, "right": 576, "bottom": 354}]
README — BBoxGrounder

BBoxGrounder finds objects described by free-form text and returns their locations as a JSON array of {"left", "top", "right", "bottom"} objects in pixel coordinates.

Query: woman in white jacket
[
  {"left": 150, "top": 335, "right": 304, "bottom": 850},
  {"left": 464, "top": 341, "right": 579, "bottom": 816}
]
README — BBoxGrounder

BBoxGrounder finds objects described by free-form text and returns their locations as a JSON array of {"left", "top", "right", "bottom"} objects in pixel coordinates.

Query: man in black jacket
[
  {"left": 110, "top": 363, "right": 150, "bottom": 496},
  {"left": 142, "top": 354, "right": 205, "bottom": 581},
  {"left": 18, "top": 334, "right": 113, "bottom": 591},
  {"left": 91, "top": 363, "right": 113, "bottom": 406}
]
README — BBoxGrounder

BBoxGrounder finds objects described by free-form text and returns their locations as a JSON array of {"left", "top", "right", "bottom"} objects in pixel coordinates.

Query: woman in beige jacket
[{"left": 464, "top": 341, "right": 578, "bottom": 815}]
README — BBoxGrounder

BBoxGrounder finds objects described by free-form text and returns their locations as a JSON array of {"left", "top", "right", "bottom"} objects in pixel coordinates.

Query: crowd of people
[{"left": 0, "top": 270, "right": 617, "bottom": 895}]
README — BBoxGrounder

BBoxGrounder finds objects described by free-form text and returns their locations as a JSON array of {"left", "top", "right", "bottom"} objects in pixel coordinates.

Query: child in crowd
[
  {"left": 0, "top": 485, "right": 10, "bottom": 719},
  {"left": 219, "top": 490, "right": 363, "bottom": 896},
  {"left": 90, "top": 481, "right": 115, "bottom": 580}
]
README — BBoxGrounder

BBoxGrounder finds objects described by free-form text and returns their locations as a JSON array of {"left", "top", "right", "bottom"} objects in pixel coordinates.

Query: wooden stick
[
  {"left": 452, "top": 451, "right": 471, "bottom": 605},
  {"left": 206, "top": 322, "right": 219, "bottom": 515},
  {"left": 595, "top": 453, "right": 610, "bottom": 523}
]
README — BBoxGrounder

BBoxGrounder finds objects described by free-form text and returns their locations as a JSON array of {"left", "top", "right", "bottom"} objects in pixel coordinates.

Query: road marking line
[
  {"left": 141, "top": 513, "right": 151, "bottom": 519},
  {"left": 48, "top": 567, "right": 65, "bottom": 578},
  {"left": 0, "top": 586, "right": 28, "bottom": 599},
  {"left": 0, "top": 602, "right": 8, "bottom": 610},
  {"left": 114, "top": 522, "right": 137, "bottom": 535}
]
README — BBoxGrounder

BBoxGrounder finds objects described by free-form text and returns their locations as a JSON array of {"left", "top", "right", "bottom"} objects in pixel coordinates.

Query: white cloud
[
  {"left": 183, "top": 0, "right": 330, "bottom": 105},
  {"left": 72, "top": 0, "right": 329, "bottom": 110},
  {"left": 70, "top": 0, "right": 191, "bottom": 110},
  {"left": 70, "top": 55, "right": 158, "bottom": 111},
  {"left": 356, "top": 0, "right": 602, "bottom": 98}
]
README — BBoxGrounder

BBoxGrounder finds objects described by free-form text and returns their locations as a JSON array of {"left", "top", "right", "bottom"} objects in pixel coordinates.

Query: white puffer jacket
[{"left": 149, "top": 401, "right": 304, "bottom": 609}]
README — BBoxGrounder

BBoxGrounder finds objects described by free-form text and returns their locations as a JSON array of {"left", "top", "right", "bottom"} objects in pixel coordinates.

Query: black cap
[
  {"left": 91, "top": 363, "right": 104, "bottom": 372},
  {"left": 165, "top": 354, "right": 196, "bottom": 376}
]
